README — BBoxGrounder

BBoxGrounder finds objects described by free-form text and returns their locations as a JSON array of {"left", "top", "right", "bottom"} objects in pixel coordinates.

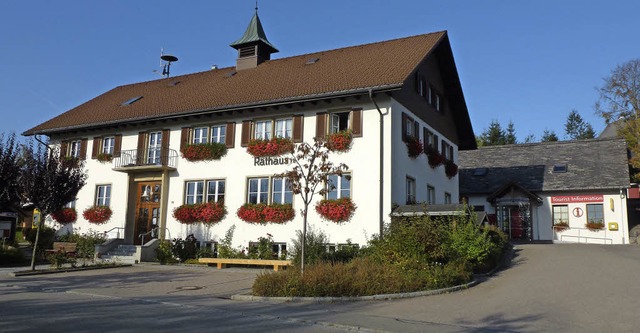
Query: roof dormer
[{"left": 230, "top": 8, "right": 278, "bottom": 71}]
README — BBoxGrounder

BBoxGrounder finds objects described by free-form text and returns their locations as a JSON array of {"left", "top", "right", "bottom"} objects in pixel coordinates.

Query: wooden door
[{"left": 134, "top": 182, "right": 161, "bottom": 245}]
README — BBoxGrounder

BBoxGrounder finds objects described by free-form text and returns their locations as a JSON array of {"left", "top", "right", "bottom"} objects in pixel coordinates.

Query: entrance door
[
  {"left": 498, "top": 203, "right": 531, "bottom": 241},
  {"left": 134, "top": 182, "right": 161, "bottom": 245},
  {"left": 147, "top": 131, "right": 162, "bottom": 165}
]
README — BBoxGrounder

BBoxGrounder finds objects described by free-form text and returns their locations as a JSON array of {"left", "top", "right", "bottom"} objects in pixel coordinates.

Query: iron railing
[{"left": 113, "top": 148, "right": 178, "bottom": 169}]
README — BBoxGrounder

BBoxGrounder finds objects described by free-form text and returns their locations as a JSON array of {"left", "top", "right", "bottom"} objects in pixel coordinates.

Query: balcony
[{"left": 113, "top": 148, "right": 178, "bottom": 173}]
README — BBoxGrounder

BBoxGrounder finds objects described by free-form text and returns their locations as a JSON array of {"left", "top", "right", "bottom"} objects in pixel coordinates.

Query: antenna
[{"left": 153, "top": 48, "right": 179, "bottom": 78}]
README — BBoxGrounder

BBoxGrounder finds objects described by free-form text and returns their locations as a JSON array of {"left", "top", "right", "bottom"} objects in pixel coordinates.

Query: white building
[
  {"left": 23, "top": 11, "right": 476, "bottom": 257},
  {"left": 459, "top": 139, "right": 630, "bottom": 244}
]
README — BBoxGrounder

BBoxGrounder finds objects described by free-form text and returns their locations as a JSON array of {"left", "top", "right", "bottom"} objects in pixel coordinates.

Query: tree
[
  {"left": 20, "top": 142, "right": 87, "bottom": 270},
  {"left": 276, "top": 137, "right": 347, "bottom": 274},
  {"left": 541, "top": 129, "right": 559, "bottom": 142},
  {"left": 565, "top": 110, "right": 595, "bottom": 140},
  {"left": 524, "top": 134, "right": 536, "bottom": 143},
  {"left": 505, "top": 121, "right": 517, "bottom": 144},
  {"left": 595, "top": 58, "right": 640, "bottom": 180},
  {"left": 478, "top": 120, "right": 506, "bottom": 146},
  {"left": 0, "top": 133, "right": 22, "bottom": 211}
]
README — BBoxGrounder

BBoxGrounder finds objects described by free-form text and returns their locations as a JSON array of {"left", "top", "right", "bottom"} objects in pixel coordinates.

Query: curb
[
  {"left": 231, "top": 279, "right": 478, "bottom": 303},
  {"left": 10, "top": 264, "right": 133, "bottom": 277}
]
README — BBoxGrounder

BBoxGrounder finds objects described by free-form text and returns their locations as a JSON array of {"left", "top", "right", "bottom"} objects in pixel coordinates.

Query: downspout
[
  {"left": 368, "top": 89, "right": 385, "bottom": 237},
  {"left": 34, "top": 134, "right": 51, "bottom": 150}
]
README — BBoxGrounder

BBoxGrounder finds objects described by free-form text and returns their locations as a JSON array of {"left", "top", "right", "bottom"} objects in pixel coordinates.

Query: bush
[
  {"left": 47, "top": 250, "right": 76, "bottom": 269},
  {"left": 0, "top": 245, "right": 25, "bottom": 265},
  {"left": 155, "top": 240, "right": 177, "bottom": 264},
  {"left": 23, "top": 226, "right": 56, "bottom": 255},
  {"left": 57, "top": 229, "right": 107, "bottom": 259},
  {"left": 248, "top": 234, "right": 276, "bottom": 260},
  {"left": 171, "top": 234, "right": 198, "bottom": 263},
  {"left": 217, "top": 225, "right": 247, "bottom": 259},
  {"left": 196, "top": 246, "right": 216, "bottom": 259},
  {"left": 290, "top": 228, "right": 331, "bottom": 267}
]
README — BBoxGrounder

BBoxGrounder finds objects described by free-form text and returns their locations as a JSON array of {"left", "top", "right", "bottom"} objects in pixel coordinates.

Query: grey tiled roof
[{"left": 459, "top": 138, "right": 630, "bottom": 194}]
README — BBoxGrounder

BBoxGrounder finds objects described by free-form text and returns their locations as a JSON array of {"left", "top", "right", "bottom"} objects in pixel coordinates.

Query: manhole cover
[{"left": 176, "top": 286, "right": 203, "bottom": 291}]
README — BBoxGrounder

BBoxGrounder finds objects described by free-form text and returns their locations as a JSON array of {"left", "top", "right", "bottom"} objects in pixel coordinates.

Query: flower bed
[
  {"left": 315, "top": 197, "right": 357, "bottom": 223},
  {"left": 96, "top": 153, "right": 113, "bottom": 163},
  {"left": 405, "top": 136, "right": 423, "bottom": 159},
  {"left": 247, "top": 137, "right": 294, "bottom": 157},
  {"left": 553, "top": 221, "right": 570, "bottom": 232},
  {"left": 237, "top": 203, "right": 295, "bottom": 224},
  {"left": 585, "top": 221, "right": 605, "bottom": 231},
  {"left": 425, "top": 147, "right": 445, "bottom": 168},
  {"left": 182, "top": 143, "right": 227, "bottom": 162},
  {"left": 51, "top": 208, "right": 77, "bottom": 224},
  {"left": 444, "top": 160, "right": 459, "bottom": 178},
  {"left": 173, "top": 202, "right": 227, "bottom": 224},
  {"left": 82, "top": 206, "right": 112, "bottom": 224},
  {"left": 326, "top": 130, "right": 353, "bottom": 153}
]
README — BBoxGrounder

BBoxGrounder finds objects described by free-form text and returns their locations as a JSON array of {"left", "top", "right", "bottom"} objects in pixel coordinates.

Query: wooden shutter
[
  {"left": 180, "top": 127, "right": 190, "bottom": 152},
  {"left": 92, "top": 137, "right": 101, "bottom": 159},
  {"left": 423, "top": 128, "right": 428, "bottom": 148},
  {"left": 161, "top": 129, "right": 170, "bottom": 166},
  {"left": 60, "top": 141, "right": 68, "bottom": 158},
  {"left": 401, "top": 112, "right": 408, "bottom": 142},
  {"left": 137, "top": 132, "right": 146, "bottom": 164},
  {"left": 225, "top": 122, "right": 235, "bottom": 148},
  {"left": 413, "top": 121, "right": 419, "bottom": 140},
  {"left": 240, "top": 121, "right": 252, "bottom": 147},
  {"left": 433, "top": 134, "right": 439, "bottom": 151},
  {"left": 114, "top": 134, "right": 122, "bottom": 157},
  {"left": 449, "top": 146, "right": 454, "bottom": 161},
  {"left": 292, "top": 115, "right": 304, "bottom": 143},
  {"left": 315, "top": 112, "right": 327, "bottom": 139},
  {"left": 414, "top": 72, "right": 420, "bottom": 94},
  {"left": 351, "top": 109, "right": 362, "bottom": 138},
  {"left": 79, "top": 139, "right": 88, "bottom": 160}
]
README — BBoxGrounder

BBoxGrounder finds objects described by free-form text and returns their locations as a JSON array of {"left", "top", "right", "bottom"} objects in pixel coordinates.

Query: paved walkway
[{"left": 2, "top": 244, "right": 640, "bottom": 332}]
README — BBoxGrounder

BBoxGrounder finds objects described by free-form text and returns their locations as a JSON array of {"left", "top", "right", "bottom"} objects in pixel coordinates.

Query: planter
[
  {"left": 315, "top": 197, "right": 357, "bottom": 223},
  {"left": 326, "top": 130, "right": 353, "bottom": 153},
  {"left": 553, "top": 222, "right": 570, "bottom": 232},
  {"left": 173, "top": 202, "right": 227, "bottom": 224},
  {"left": 444, "top": 160, "right": 459, "bottom": 178},
  {"left": 585, "top": 221, "right": 605, "bottom": 231},
  {"left": 96, "top": 153, "right": 113, "bottom": 163},
  {"left": 405, "top": 136, "right": 423, "bottom": 159},
  {"left": 426, "top": 147, "right": 445, "bottom": 168},
  {"left": 247, "top": 138, "right": 294, "bottom": 157},
  {"left": 182, "top": 143, "right": 227, "bottom": 162},
  {"left": 82, "top": 206, "right": 112, "bottom": 224},
  {"left": 51, "top": 208, "right": 77, "bottom": 224},
  {"left": 237, "top": 203, "right": 295, "bottom": 224}
]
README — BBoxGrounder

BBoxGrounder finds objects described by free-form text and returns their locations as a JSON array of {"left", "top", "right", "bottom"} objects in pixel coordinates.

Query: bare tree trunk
[
  {"left": 301, "top": 207, "right": 308, "bottom": 275},
  {"left": 30, "top": 226, "right": 41, "bottom": 271}
]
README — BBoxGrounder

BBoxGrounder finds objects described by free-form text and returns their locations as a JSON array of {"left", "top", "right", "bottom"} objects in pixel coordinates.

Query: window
[
  {"left": 444, "top": 192, "right": 452, "bottom": 204},
  {"left": 330, "top": 112, "right": 350, "bottom": 134},
  {"left": 69, "top": 140, "right": 82, "bottom": 158},
  {"left": 274, "top": 119, "right": 293, "bottom": 139},
  {"left": 248, "top": 177, "right": 270, "bottom": 204},
  {"left": 406, "top": 177, "right": 416, "bottom": 204},
  {"left": 441, "top": 141, "right": 454, "bottom": 160},
  {"left": 553, "top": 205, "right": 569, "bottom": 225},
  {"left": 192, "top": 127, "right": 209, "bottom": 144},
  {"left": 435, "top": 94, "right": 441, "bottom": 111},
  {"left": 327, "top": 174, "right": 351, "bottom": 199},
  {"left": 185, "top": 180, "right": 225, "bottom": 204},
  {"left": 586, "top": 204, "right": 604, "bottom": 224},
  {"left": 211, "top": 125, "right": 226, "bottom": 144},
  {"left": 402, "top": 113, "right": 420, "bottom": 141},
  {"left": 272, "top": 178, "right": 293, "bottom": 204},
  {"left": 254, "top": 120, "right": 273, "bottom": 140},
  {"left": 147, "top": 131, "right": 162, "bottom": 165},
  {"left": 428, "top": 86, "right": 433, "bottom": 105},
  {"left": 552, "top": 164, "right": 568, "bottom": 173},
  {"left": 424, "top": 129, "right": 435, "bottom": 149},
  {"left": 427, "top": 185, "right": 436, "bottom": 205},
  {"left": 102, "top": 137, "right": 115, "bottom": 154},
  {"left": 64, "top": 200, "right": 76, "bottom": 209},
  {"left": 96, "top": 185, "right": 111, "bottom": 206}
]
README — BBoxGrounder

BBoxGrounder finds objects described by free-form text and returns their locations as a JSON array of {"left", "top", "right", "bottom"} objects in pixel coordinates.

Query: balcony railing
[{"left": 113, "top": 148, "right": 178, "bottom": 170}]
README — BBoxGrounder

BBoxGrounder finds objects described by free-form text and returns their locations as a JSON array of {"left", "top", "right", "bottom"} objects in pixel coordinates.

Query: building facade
[
  {"left": 24, "top": 12, "right": 475, "bottom": 254},
  {"left": 459, "top": 139, "right": 630, "bottom": 244}
]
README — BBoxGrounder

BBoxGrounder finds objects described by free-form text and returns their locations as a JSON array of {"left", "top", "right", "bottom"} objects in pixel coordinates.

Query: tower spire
[{"left": 230, "top": 6, "right": 278, "bottom": 70}]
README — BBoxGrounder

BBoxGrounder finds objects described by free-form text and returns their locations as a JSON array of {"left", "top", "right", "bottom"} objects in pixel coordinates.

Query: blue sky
[{"left": 2, "top": 1, "right": 639, "bottom": 141}]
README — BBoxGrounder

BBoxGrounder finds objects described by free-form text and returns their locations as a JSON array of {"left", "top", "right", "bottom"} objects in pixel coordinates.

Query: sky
[{"left": 2, "top": 0, "right": 640, "bottom": 142}]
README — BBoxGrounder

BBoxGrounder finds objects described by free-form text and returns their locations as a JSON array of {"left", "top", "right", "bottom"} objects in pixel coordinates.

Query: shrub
[
  {"left": 24, "top": 226, "right": 56, "bottom": 255},
  {"left": 0, "top": 245, "right": 25, "bottom": 265},
  {"left": 248, "top": 234, "right": 276, "bottom": 260},
  {"left": 247, "top": 137, "right": 294, "bottom": 157},
  {"left": 217, "top": 225, "right": 246, "bottom": 259},
  {"left": 446, "top": 218, "right": 498, "bottom": 270},
  {"left": 83, "top": 206, "right": 112, "bottom": 224},
  {"left": 47, "top": 250, "right": 77, "bottom": 269},
  {"left": 155, "top": 240, "right": 177, "bottom": 264},
  {"left": 182, "top": 143, "right": 227, "bottom": 162},
  {"left": 51, "top": 208, "right": 77, "bottom": 224},
  {"left": 326, "top": 130, "right": 353, "bottom": 153},
  {"left": 196, "top": 246, "right": 216, "bottom": 259},
  {"left": 57, "top": 229, "right": 107, "bottom": 259},
  {"left": 290, "top": 228, "right": 331, "bottom": 267},
  {"left": 171, "top": 234, "right": 198, "bottom": 263},
  {"left": 315, "top": 198, "right": 357, "bottom": 223}
]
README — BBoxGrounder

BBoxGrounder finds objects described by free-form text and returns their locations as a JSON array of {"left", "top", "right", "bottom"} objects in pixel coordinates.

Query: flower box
[
  {"left": 585, "top": 221, "right": 605, "bottom": 231},
  {"left": 82, "top": 206, "right": 112, "bottom": 224},
  {"left": 425, "top": 147, "right": 445, "bottom": 168},
  {"left": 182, "top": 143, "right": 227, "bottom": 162},
  {"left": 173, "top": 202, "right": 227, "bottom": 224},
  {"left": 405, "top": 136, "right": 423, "bottom": 159},
  {"left": 247, "top": 137, "right": 295, "bottom": 157},
  {"left": 315, "top": 197, "right": 357, "bottom": 223},
  {"left": 96, "top": 153, "right": 113, "bottom": 163},
  {"left": 237, "top": 203, "right": 295, "bottom": 224},
  {"left": 51, "top": 208, "right": 77, "bottom": 224},
  {"left": 553, "top": 221, "right": 570, "bottom": 232},
  {"left": 326, "top": 130, "right": 353, "bottom": 153},
  {"left": 444, "top": 160, "right": 459, "bottom": 178}
]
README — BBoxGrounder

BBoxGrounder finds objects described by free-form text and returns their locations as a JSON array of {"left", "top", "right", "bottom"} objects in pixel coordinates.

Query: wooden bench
[
  {"left": 198, "top": 258, "right": 292, "bottom": 271},
  {"left": 45, "top": 242, "right": 78, "bottom": 257}
]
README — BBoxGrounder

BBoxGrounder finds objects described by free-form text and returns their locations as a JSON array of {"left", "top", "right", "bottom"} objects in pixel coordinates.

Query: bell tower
[{"left": 230, "top": 6, "right": 278, "bottom": 71}]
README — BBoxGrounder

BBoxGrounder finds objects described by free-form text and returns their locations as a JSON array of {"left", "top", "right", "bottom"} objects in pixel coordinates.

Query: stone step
[{"left": 100, "top": 255, "right": 138, "bottom": 264}]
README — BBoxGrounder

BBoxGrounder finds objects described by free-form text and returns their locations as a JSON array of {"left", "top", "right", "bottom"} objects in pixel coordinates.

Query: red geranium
[
  {"left": 426, "top": 146, "right": 445, "bottom": 168},
  {"left": 326, "top": 130, "right": 353, "bottom": 153},
  {"left": 173, "top": 202, "right": 227, "bottom": 224},
  {"left": 51, "top": 208, "right": 77, "bottom": 224},
  {"left": 445, "top": 160, "right": 459, "bottom": 178},
  {"left": 237, "top": 203, "right": 295, "bottom": 224},
  {"left": 405, "top": 136, "right": 423, "bottom": 159},
  {"left": 247, "top": 137, "right": 294, "bottom": 157},
  {"left": 182, "top": 143, "right": 227, "bottom": 162},
  {"left": 315, "top": 197, "right": 357, "bottom": 223},
  {"left": 82, "top": 206, "right": 112, "bottom": 224}
]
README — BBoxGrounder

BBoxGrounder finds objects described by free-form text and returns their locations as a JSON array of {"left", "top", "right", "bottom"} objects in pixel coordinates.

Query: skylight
[
  {"left": 121, "top": 96, "right": 142, "bottom": 106},
  {"left": 225, "top": 71, "right": 237, "bottom": 78},
  {"left": 552, "top": 164, "right": 568, "bottom": 173},
  {"left": 305, "top": 57, "right": 320, "bottom": 65},
  {"left": 473, "top": 168, "right": 487, "bottom": 177}
]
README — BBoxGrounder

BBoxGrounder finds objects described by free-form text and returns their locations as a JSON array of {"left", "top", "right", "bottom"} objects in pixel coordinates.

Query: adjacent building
[
  {"left": 459, "top": 138, "right": 630, "bottom": 244},
  {"left": 23, "top": 11, "right": 475, "bottom": 255}
]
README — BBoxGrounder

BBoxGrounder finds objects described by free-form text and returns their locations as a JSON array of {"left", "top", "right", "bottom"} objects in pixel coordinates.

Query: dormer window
[{"left": 553, "top": 164, "right": 568, "bottom": 173}]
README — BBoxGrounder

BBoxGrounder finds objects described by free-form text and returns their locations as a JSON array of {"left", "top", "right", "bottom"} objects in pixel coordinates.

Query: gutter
[{"left": 368, "top": 89, "right": 386, "bottom": 237}]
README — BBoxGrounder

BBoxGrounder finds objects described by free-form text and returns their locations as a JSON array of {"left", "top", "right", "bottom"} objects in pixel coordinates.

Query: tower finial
[{"left": 255, "top": 1, "right": 258, "bottom": 13}]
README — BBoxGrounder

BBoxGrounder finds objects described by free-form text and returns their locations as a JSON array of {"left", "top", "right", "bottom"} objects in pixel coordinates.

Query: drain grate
[{"left": 176, "top": 286, "right": 203, "bottom": 291}]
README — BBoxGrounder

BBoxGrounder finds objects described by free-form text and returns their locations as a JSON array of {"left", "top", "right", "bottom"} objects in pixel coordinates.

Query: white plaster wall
[{"left": 389, "top": 99, "right": 459, "bottom": 206}]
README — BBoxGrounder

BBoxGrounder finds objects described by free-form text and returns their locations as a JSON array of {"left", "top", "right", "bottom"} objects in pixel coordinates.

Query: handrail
[
  {"left": 138, "top": 227, "right": 171, "bottom": 245},
  {"left": 103, "top": 227, "right": 125, "bottom": 239},
  {"left": 113, "top": 148, "right": 179, "bottom": 168}
]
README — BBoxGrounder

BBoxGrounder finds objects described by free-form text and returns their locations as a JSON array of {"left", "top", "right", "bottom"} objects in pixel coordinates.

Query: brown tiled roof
[{"left": 24, "top": 32, "right": 446, "bottom": 135}]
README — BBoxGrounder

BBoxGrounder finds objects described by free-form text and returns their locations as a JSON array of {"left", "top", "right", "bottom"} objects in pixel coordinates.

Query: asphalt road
[{"left": 1, "top": 244, "right": 640, "bottom": 332}]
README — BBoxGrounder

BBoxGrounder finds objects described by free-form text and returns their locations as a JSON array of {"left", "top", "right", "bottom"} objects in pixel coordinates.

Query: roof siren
[{"left": 157, "top": 48, "right": 178, "bottom": 78}]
